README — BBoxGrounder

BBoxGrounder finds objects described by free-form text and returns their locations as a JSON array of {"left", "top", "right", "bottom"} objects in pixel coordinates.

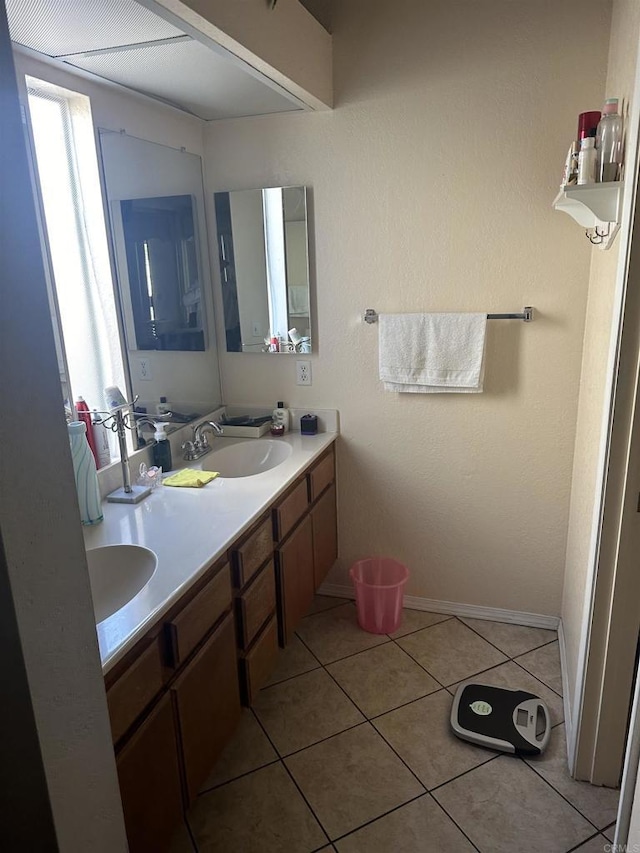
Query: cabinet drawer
[
  {"left": 107, "top": 637, "right": 163, "bottom": 744},
  {"left": 239, "top": 615, "right": 279, "bottom": 706},
  {"left": 236, "top": 560, "right": 276, "bottom": 650},
  {"left": 273, "top": 478, "right": 309, "bottom": 542},
  {"left": 171, "top": 612, "right": 241, "bottom": 804},
  {"left": 116, "top": 694, "right": 183, "bottom": 853},
  {"left": 166, "top": 563, "right": 232, "bottom": 667},
  {"left": 232, "top": 516, "right": 273, "bottom": 588},
  {"left": 309, "top": 447, "right": 335, "bottom": 502}
]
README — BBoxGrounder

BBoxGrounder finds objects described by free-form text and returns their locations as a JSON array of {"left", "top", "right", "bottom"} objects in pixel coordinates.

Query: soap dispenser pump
[{"left": 152, "top": 422, "right": 173, "bottom": 472}]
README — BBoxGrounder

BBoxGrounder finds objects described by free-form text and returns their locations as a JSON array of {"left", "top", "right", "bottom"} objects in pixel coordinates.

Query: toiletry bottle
[
  {"left": 596, "top": 99, "right": 623, "bottom": 182},
  {"left": 272, "top": 401, "right": 290, "bottom": 433},
  {"left": 577, "top": 111, "right": 601, "bottom": 144},
  {"left": 92, "top": 409, "right": 112, "bottom": 469},
  {"left": 578, "top": 137, "right": 597, "bottom": 185},
  {"left": 157, "top": 396, "right": 171, "bottom": 417},
  {"left": 152, "top": 422, "right": 173, "bottom": 472},
  {"left": 75, "top": 396, "right": 98, "bottom": 466},
  {"left": 68, "top": 421, "right": 103, "bottom": 525}
]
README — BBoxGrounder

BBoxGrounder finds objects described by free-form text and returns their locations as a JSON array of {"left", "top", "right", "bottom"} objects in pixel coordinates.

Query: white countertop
[{"left": 84, "top": 431, "right": 337, "bottom": 674}]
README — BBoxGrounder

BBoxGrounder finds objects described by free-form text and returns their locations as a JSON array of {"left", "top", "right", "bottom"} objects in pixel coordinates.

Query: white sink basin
[
  {"left": 86, "top": 544, "right": 157, "bottom": 624},
  {"left": 202, "top": 439, "right": 292, "bottom": 478}
]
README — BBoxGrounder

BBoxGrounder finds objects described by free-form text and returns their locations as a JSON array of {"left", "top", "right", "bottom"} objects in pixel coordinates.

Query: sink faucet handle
[{"left": 181, "top": 440, "right": 197, "bottom": 461}]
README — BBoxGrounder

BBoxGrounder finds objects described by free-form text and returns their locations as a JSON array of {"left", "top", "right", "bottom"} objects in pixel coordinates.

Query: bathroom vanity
[{"left": 85, "top": 432, "right": 337, "bottom": 852}]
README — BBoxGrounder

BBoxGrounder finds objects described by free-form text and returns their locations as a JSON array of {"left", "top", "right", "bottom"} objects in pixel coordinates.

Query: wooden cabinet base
[
  {"left": 240, "top": 615, "right": 279, "bottom": 705},
  {"left": 171, "top": 612, "right": 241, "bottom": 804},
  {"left": 276, "top": 515, "right": 315, "bottom": 647},
  {"left": 116, "top": 695, "right": 183, "bottom": 853}
]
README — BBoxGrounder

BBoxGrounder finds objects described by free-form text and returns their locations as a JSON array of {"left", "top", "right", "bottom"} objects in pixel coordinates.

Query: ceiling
[{"left": 7, "top": 0, "right": 303, "bottom": 120}]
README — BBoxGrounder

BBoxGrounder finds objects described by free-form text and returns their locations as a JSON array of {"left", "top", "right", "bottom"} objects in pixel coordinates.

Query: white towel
[{"left": 379, "top": 313, "right": 487, "bottom": 393}]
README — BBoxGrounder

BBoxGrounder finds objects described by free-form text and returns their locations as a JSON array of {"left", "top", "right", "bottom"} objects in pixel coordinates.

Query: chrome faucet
[{"left": 182, "top": 420, "right": 224, "bottom": 461}]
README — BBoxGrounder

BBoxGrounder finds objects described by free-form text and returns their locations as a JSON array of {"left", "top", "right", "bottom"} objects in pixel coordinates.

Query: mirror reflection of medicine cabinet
[{"left": 214, "top": 186, "right": 312, "bottom": 354}]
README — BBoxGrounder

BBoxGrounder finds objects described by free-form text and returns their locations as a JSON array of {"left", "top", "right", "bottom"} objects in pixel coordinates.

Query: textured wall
[
  {"left": 206, "top": 0, "right": 611, "bottom": 616},
  {"left": 2, "top": 24, "right": 127, "bottom": 851},
  {"left": 562, "top": 0, "right": 640, "bottom": 726}
]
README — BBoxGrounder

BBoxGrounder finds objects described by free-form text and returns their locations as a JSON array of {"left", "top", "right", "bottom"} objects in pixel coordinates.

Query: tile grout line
[
  {"left": 248, "top": 707, "right": 333, "bottom": 849},
  {"left": 565, "top": 831, "right": 606, "bottom": 852},
  {"left": 459, "top": 616, "right": 559, "bottom": 661},
  {"left": 184, "top": 815, "right": 199, "bottom": 853},
  {"left": 511, "top": 657, "right": 564, "bottom": 698},
  {"left": 520, "top": 755, "right": 606, "bottom": 835},
  {"left": 197, "top": 755, "right": 282, "bottom": 796},
  {"left": 428, "top": 752, "right": 502, "bottom": 795},
  {"left": 428, "top": 791, "right": 483, "bottom": 853},
  {"left": 326, "top": 792, "right": 429, "bottom": 848}
]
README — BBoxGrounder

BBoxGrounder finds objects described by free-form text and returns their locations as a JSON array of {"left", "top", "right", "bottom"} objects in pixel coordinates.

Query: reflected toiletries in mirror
[
  {"left": 214, "top": 186, "right": 311, "bottom": 354},
  {"left": 99, "top": 131, "right": 222, "bottom": 427}
]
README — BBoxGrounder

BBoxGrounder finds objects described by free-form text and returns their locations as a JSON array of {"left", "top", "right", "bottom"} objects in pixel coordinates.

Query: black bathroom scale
[{"left": 450, "top": 683, "right": 551, "bottom": 756}]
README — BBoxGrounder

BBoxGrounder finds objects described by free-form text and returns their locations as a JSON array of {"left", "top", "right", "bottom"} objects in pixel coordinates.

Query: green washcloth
[{"left": 164, "top": 469, "right": 219, "bottom": 488}]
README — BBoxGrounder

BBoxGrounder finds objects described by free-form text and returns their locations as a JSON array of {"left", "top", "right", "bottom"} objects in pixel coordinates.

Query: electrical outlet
[
  {"left": 296, "top": 360, "right": 312, "bottom": 386},
  {"left": 138, "top": 358, "right": 152, "bottom": 381}
]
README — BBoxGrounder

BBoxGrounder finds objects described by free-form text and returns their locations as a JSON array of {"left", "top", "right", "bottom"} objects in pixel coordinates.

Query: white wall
[
  {"left": 205, "top": 0, "right": 611, "bottom": 617},
  {"left": 562, "top": 0, "right": 640, "bottom": 736},
  {"left": 13, "top": 51, "right": 222, "bottom": 415}
]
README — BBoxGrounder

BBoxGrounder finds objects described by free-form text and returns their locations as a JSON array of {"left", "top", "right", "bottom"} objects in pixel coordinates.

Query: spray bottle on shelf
[
  {"left": 75, "top": 396, "right": 99, "bottom": 467},
  {"left": 596, "top": 98, "right": 623, "bottom": 182},
  {"left": 92, "top": 409, "right": 112, "bottom": 469}
]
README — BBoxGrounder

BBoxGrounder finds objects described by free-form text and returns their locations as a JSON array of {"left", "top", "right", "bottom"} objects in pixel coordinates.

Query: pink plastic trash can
[{"left": 349, "top": 557, "right": 410, "bottom": 634}]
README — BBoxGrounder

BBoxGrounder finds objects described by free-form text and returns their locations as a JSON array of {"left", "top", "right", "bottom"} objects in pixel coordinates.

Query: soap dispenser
[{"left": 152, "top": 422, "right": 173, "bottom": 472}]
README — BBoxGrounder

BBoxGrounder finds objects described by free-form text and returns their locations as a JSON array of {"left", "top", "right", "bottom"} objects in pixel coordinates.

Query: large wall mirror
[
  {"left": 99, "top": 131, "right": 222, "bottom": 421},
  {"left": 214, "top": 186, "right": 311, "bottom": 353}
]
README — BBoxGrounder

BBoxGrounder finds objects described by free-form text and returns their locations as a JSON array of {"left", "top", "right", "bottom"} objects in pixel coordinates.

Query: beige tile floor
[{"left": 172, "top": 598, "right": 619, "bottom": 853}]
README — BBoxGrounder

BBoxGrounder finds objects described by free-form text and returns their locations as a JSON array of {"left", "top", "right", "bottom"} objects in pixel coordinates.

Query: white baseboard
[
  {"left": 317, "top": 583, "right": 561, "bottom": 631},
  {"left": 557, "top": 619, "right": 574, "bottom": 763}
]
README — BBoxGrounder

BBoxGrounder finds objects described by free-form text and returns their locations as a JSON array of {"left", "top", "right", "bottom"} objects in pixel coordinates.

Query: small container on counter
[
  {"left": 270, "top": 422, "right": 285, "bottom": 437},
  {"left": 300, "top": 414, "right": 318, "bottom": 435},
  {"left": 272, "top": 401, "right": 290, "bottom": 433}
]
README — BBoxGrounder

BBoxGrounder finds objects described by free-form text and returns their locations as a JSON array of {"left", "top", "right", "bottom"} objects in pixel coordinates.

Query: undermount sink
[
  {"left": 86, "top": 544, "right": 157, "bottom": 624},
  {"left": 201, "top": 439, "right": 292, "bottom": 478}
]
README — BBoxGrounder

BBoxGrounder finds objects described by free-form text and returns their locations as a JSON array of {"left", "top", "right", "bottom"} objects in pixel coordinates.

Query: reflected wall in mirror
[
  {"left": 214, "top": 186, "right": 311, "bottom": 354},
  {"left": 100, "top": 131, "right": 222, "bottom": 425},
  {"left": 119, "top": 194, "right": 204, "bottom": 351}
]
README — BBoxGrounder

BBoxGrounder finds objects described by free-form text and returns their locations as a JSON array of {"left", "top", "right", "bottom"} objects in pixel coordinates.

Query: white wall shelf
[{"left": 553, "top": 181, "right": 624, "bottom": 249}]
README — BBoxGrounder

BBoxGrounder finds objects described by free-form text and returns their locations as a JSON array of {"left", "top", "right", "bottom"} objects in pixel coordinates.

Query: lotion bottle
[{"left": 272, "top": 401, "right": 290, "bottom": 433}]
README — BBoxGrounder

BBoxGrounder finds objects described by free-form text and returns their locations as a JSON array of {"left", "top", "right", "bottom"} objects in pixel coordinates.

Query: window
[{"left": 25, "top": 77, "right": 126, "bottom": 450}]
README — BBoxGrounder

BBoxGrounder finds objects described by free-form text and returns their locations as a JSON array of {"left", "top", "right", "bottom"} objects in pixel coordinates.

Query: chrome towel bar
[{"left": 363, "top": 307, "right": 534, "bottom": 324}]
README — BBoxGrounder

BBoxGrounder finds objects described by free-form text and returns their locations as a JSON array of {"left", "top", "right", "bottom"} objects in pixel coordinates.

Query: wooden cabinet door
[
  {"left": 311, "top": 483, "right": 338, "bottom": 589},
  {"left": 116, "top": 694, "right": 183, "bottom": 853},
  {"left": 170, "top": 612, "right": 241, "bottom": 804},
  {"left": 275, "top": 514, "right": 314, "bottom": 646}
]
